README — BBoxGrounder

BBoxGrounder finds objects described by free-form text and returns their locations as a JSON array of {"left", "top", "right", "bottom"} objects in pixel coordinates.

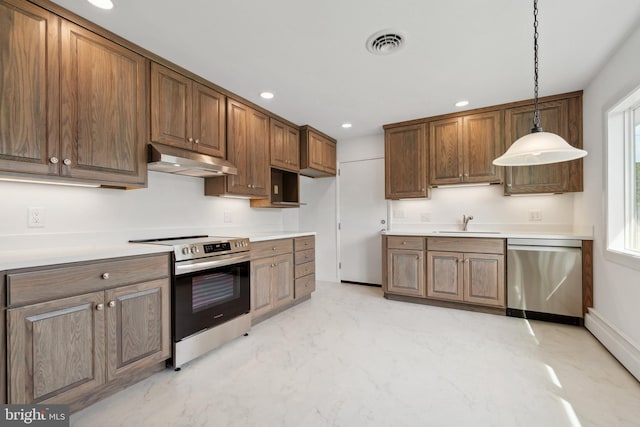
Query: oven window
[{"left": 192, "top": 272, "right": 239, "bottom": 312}]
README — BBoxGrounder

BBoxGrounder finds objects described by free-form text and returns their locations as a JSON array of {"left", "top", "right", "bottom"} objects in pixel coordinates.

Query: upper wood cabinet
[
  {"left": 270, "top": 118, "right": 299, "bottom": 172},
  {"left": 60, "top": 21, "right": 148, "bottom": 186},
  {"left": 384, "top": 124, "right": 429, "bottom": 199},
  {"left": 0, "top": 0, "right": 147, "bottom": 187},
  {"left": 383, "top": 91, "right": 583, "bottom": 196},
  {"left": 300, "top": 125, "right": 337, "bottom": 177},
  {"left": 150, "top": 62, "right": 226, "bottom": 158},
  {"left": 205, "top": 99, "right": 269, "bottom": 197},
  {"left": 0, "top": 0, "right": 59, "bottom": 176},
  {"left": 503, "top": 96, "right": 583, "bottom": 194},
  {"left": 429, "top": 111, "right": 503, "bottom": 185}
]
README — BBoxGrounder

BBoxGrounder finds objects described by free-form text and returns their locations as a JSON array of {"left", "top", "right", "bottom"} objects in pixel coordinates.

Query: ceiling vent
[{"left": 366, "top": 29, "right": 406, "bottom": 55}]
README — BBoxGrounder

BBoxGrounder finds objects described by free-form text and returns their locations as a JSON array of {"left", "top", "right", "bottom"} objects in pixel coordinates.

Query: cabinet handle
[
  {"left": 96, "top": 303, "right": 104, "bottom": 311},
  {"left": 108, "top": 301, "right": 116, "bottom": 308},
  {"left": 102, "top": 273, "right": 110, "bottom": 280},
  {"left": 194, "top": 139, "right": 200, "bottom": 144},
  {"left": 188, "top": 137, "right": 194, "bottom": 143},
  {"left": 49, "top": 157, "right": 59, "bottom": 164},
  {"left": 459, "top": 174, "right": 463, "bottom": 178},
  {"left": 272, "top": 247, "right": 277, "bottom": 251},
  {"left": 464, "top": 173, "right": 469, "bottom": 177},
  {"left": 402, "top": 241, "right": 406, "bottom": 245},
  {"left": 63, "top": 159, "right": 72, "bottom": 166}
]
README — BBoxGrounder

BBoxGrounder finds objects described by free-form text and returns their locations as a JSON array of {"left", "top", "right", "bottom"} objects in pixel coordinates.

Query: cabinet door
[
  {"left": 463, "top": 253, "right": 505, "bottom": 307},
  {"left": 193, "top": 83, "right": 226, "bottom": 157},
  {"left": 430, "top": 118, "right": 463, "bottom": 185},
  {"left": 251, "top": 257, "right": 274, "bottom": 319},
  {"left": 385, "top": 124, "right": 428, "bottom": 199},
  {"left": 504, "top": 100, "right": 569, "bottom": 194},
  {"left": 150, "top": 63, "right": 192, "bottom": 148},
  {"left": 60, "top": 21, "right": 147, "bottom": 185},
  {"left": 270, "top": 119, "right": 288, "bottom": 169},
  {"left": 0, "top": 0, "right": 59, "bottom": 176},
  {"left": 462, "top": 111, "right": 503, "bottom": 183},
  {"left": 323, "top": 140, "right": 337, "bottom": 174},
  {"left": 285, "top": 126, "right": 300, "bottom": 170},
  {"left": 105, "top": 278, "right": 170, "bottom": 382},
  {"left": 247, "top": 108, "right": 269, "bottom": 197},
  {"left": 387, "top": 249, "right": 425, "bottom": 297},
  {"left": 426, "top": 251, "right": 463, "bottom": 301},
  {"left": 308, "top": 131, "right": 326, "bottom": 172},
  {"left": 226, "top": 99, "right": 251, "bottom": 195},
  {"left": 273, "top": 254, "right": 294, "bottom": 307},
  {"left": 7, "top": 291, "right": 105, "bottom": 404}
]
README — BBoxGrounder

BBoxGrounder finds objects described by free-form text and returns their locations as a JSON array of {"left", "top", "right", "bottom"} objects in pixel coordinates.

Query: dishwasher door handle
[{"left": 507, "top": 245, "right": 581, "bottom": 253}]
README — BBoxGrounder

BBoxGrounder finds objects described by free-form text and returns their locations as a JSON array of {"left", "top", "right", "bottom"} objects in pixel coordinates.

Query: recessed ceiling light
[
  {"left": 341, "top": 123, "right": 352, "bottom": 129},
  {"left": 455, "top": 100, "right": 469, "bottom": 107},
  {"left": 260, "top": 92, "right": 274, "bottom": 99},
  {"left": 88, "top": 0, "right": 114, "bottom": 9}
]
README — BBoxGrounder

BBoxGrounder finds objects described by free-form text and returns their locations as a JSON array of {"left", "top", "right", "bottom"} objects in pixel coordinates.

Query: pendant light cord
[{"left": 532, "top": 0, "right": 543, "bottom": 132}]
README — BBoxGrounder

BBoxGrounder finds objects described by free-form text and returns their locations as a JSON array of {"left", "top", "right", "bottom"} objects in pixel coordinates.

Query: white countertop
[
  {"left": 0, "top": 231, "right": 316, "bottom": 271},
  {"left": 0, "top": 244, "right": 172, "bottom": 271},
  {"left": 382, "top": 230, "right": 592, "bottom": 240}
]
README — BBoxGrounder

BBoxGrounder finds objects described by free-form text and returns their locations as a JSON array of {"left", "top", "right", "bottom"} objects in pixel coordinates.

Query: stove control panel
[{"left": 174, "top": 238, "right": 250, "bottom": 261}]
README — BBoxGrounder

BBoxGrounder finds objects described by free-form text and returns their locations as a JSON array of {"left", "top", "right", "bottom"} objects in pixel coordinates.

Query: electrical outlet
[
  {"left": 224, "top": 211, "right": 232, "bottom": 223},
  {"left": 420, "top": 212, "right": 431, "bottom": 222},
  {"left": 273, "top": 184, "right": 279, "bottom": 195},
  {"left": 28, "top": 207, "right": 45, "bottom": 228},
  {"left": 528, "top": 209, "right": 542, "bottom": 222}
]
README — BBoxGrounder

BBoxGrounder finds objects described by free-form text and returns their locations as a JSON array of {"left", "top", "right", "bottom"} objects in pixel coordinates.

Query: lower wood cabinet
[
  {"left": 294, "top": 236, "right": 316, "bottom": 299},
  {"left": 250, "top": 239, "right": 295, "bottom": 320},
  {"left": 383, "top": 235, "right": 505, "bottom": 310},
  {"left": 426, "top": 237, "right": 505, "bottom": 308},
  {"left": 5, "top": 254, "right": 171, "bottom": 410},
  {"left": 383, "top": 236, "right": 426, "bottom": 297}
]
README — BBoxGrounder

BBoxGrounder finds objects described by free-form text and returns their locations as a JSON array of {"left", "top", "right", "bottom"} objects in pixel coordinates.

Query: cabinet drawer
[
  {"left": 295, "top": 261, "right": 315, "bottom": 279},
  {"left": 387, "top": 236, "right": 425, "bottom": 250},
  {"left": 294, "top": 236, "right": 315, "bottom": 251},
  {"left": 295, "top": 274, "right": 316, "bottom": 299},
  {"left": 251, "top": 239, "right": 294, "bottom": 259},
  {"left": 295, "top": 249, "right": 315, "bottom": 265},
  {"left": 7, "top": 254, "right": 170, "bottom": 307},
  {"left": 427, "top": 237, "right": 504, "bottom": 254}
]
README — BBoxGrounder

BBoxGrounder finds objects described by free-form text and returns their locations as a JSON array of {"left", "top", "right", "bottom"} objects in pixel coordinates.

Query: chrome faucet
[{"left": 462, "top": 214, "right": 474, "bottom": 231}]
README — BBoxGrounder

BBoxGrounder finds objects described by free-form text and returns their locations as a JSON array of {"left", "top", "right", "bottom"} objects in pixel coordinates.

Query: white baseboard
[{"left": 585, "top": 309, "right": 640, "bottom": 382}]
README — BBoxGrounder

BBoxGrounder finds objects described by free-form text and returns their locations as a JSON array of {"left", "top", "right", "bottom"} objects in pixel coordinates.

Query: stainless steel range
[{"left": 131, "top": 235, "right": 251, "bottom": 369}]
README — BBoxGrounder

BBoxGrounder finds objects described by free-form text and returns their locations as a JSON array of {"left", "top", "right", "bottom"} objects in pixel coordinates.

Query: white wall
[
  {"left": 575, "top": 20, "right": 640, "bottom": 373},
  {"left": 0, "top": 171, "right": 289, "bottom": 248}
]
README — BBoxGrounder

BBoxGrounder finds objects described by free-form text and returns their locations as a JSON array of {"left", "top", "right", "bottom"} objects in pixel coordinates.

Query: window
[{"left": 606, "top": 87, "right": 640, "bottom": 268}]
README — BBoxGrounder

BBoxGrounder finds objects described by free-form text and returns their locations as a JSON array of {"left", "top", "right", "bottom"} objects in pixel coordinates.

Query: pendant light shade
[
  {"left": 493, "top": 0, "right": 587, "bottom": 167},
  {"left": 493, "top": 130, "right": 587, "bottom": 166}
]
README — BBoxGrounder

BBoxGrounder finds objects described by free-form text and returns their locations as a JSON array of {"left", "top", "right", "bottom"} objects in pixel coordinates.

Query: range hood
[{"left": 147, "top": 143, "right": 237, "bottom": 177}]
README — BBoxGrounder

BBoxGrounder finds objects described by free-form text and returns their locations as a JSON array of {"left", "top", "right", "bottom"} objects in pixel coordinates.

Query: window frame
[{"left": 605, "top": 86, "right": 640, "bottom": 270}]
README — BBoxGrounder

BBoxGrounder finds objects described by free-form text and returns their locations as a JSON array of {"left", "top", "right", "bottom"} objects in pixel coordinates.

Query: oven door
[{"left": 173, "top": 253, "right": 250, "bottom": 342}]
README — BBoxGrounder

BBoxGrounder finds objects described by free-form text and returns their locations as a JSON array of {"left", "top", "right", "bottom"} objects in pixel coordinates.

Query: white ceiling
[{"left": 51, "top": 0, "right": 640, "bottom": 140}]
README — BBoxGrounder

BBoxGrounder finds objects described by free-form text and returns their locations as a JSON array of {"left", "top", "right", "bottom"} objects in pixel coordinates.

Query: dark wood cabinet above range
[
  {"left": 383, "top": 91, "right": 583, "bottom": 198},
  {"left": 150, "top": 62, "right": 226, "bottom": 158},
  {"left": 0, "top": 0, "right": 147, "bottom": 188}
]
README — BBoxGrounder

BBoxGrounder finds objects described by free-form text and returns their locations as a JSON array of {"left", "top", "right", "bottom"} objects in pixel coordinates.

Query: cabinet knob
[
  {"left": 402, "top": 241, "right": 407, "bottom": 245},
  {"left": 49, "top": 157, "right": 59, "bottom": 164},
  {"left": 421, "top": 188, "right": 425, "bottom": 191},
  {"left": 272, "top": 247, "right": 277, "bottom": 251},
  {"left": 464, "top": 173, "right": 469, "bottom": 177},
  {"left": 102, "top": 273, "right": 110, "bottom": 280},
  {"left": 63, "top": 159, "right": 72, "bottom": 166},
  {"left": 195, "top": 139, "right": 199, "bottom": 144},
  {"left": 96, "top": 303, "right": 104, "bottom": 311},
  {"left": 108, "top": 301, "right": 116, "bottom": 308},
  {"left": 459, "top": 174, "right": 463, "bottom": 178},
  {"left": 188, "top": 137, "right": 194, "bottom": 143}
]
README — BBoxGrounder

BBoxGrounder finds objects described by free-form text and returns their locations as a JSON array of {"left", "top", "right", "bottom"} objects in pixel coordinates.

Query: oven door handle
[{"left": 175, "top": 253, "right": 250, "bottom": 275}]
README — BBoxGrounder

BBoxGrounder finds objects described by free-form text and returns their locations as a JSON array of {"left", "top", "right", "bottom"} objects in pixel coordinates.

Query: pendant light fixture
[{"left": 493, "top": 0, "right": 587, "bottom": 166}]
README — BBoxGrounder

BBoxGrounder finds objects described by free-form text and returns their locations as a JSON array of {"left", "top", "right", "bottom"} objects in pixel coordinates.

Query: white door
[{"left": 339, "top": 158, "right": 387, "bottom": 285}]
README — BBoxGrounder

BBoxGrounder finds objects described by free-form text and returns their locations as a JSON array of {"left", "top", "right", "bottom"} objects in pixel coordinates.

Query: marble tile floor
[{"left": 72, "top": 281, "right": 640, "bottom": 427}]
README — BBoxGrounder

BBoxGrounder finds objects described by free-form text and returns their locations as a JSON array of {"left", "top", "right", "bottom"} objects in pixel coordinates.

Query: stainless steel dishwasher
[{"left": 506, "top": 238, "right": 583, "bottom": 325}]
